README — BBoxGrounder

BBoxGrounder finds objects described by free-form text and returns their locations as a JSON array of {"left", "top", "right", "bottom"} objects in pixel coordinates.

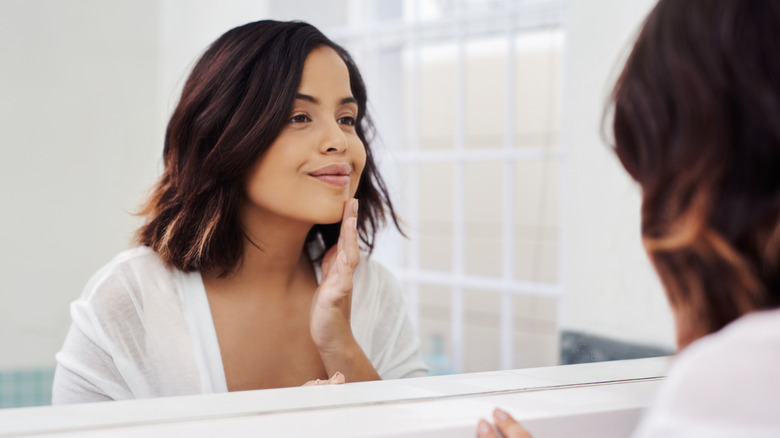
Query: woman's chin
[
  {"left": 307, "top": 197, "right": 354, "bottom": 225},
  {"left": 315, "top": 211, "right": 346, "bottom": 225}
]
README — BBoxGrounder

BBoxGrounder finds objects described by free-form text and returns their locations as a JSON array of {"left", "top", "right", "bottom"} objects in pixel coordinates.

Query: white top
[
  {"left": 632, "top": 307, "right": 780, "bottom": 438},
  {"left": 53, "top": 245, "right": 427, "bottom": 404}
]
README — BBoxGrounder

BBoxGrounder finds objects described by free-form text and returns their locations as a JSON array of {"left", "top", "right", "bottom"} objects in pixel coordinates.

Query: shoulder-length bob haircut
[
  {"left": 137, "top": 20, "right": 401, "bottom": 275},
  {"left": 610, "top": 0, "right": 780, "bottom": 346}
]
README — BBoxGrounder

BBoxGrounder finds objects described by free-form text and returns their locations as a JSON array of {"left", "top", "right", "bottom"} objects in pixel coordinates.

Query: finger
[
  {"left": 339, "top": 199, "right": 356, "bottom": 231},
  {"left": 477, "top": 419, "right": 499, "bottom": 438},
  {"left": 346, "top": 197, "right": 358, "bottom": 221},
  {"left": 313, "top": 250, "right": 350, "bottom": 306},
  {"left": 336, "top": 199, "right": 355, "bottom": 253},
  {"left": 329, "top": 371, "right": 345, "bottom": 384},
  {"left": 335, "top": 250, "right": 354, "bottom": 291},
  {"left": 321, "top": 244, "right": 338, "bottom": 275},
  {"left": 493, "top": 408, "right": 532, "bottom": 438},
  {"left": 302, "top": 378, "right": 331, "bottom": 386},
  {"left": 340, "top": 201, "right": 359, "bottom": 269},
  {"left": 344, "top": 217, "right": 359, "bottom": 268}
]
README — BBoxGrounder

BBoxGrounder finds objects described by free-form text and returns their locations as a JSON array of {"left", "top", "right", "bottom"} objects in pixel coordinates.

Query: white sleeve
[
  {"left": 52, "top": 249, "right": 204, "bottom": 403},
  {"left": 52, "top": 320, "right": 131, "bottom": 404},
  {"left": 351, "top": 256, "right": 428, "bottom": 379},
  {"left": 631, "top": 313, "right": 780, "bottom": 438},
  {"left": 52, "top": 268, "right": 140, "bottom": 404}
]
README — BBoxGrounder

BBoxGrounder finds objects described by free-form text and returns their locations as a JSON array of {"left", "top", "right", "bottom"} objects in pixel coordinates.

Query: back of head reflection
[{"left": 612, "top": 0, "right": 780, "bottom": 350}]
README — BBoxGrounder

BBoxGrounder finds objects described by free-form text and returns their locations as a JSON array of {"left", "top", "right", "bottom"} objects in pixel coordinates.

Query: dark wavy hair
[
  {"left": 610, "top": 0, "right": 780, "bottom": 346},
  {"left": 136, "top": 20, "right": 401, "bottom": 275}
]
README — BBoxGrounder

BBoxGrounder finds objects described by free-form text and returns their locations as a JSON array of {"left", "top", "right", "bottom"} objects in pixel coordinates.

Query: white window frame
[{"left": 328, "top": 0, "right": 567, "bottom": 373}]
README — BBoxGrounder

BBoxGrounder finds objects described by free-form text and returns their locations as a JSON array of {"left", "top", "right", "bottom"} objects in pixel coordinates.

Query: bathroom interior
[{"left": 0, "top": 0, "right": 674, "bottom": 435}]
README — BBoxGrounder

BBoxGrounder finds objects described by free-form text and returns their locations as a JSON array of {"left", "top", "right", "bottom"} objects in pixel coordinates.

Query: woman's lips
[
  {"left": 311, "top": 174, "right": 350, "bottom": 186},
  {"left": 309, "top": 164, "right": 351, "bottom": 187}
]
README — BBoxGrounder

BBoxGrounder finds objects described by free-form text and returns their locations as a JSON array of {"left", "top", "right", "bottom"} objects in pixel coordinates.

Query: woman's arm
[{"left": 309, "top": 198, "right": 380, "bottom": 382}]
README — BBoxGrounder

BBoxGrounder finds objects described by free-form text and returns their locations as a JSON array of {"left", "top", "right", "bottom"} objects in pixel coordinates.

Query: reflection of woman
[
  {"left": 53, "top": 20, "right": 426, "bottom": 403},
  {"left": 480, "top": 0, "right": 780, "bottom": 436}
]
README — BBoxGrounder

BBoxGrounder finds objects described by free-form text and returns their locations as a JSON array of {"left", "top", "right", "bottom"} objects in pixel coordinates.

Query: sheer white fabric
[
  {"left": 53, "top": 246, "right": 427, "bottom": 403},
  {"left": 632, "top": 307, "right": 780, "bottom": 438}
]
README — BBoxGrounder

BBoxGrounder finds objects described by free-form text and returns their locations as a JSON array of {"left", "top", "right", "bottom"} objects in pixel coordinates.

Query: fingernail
[
  {"left": 331, "top": 371, "right": 343, "bottom": 381},
  {"left": 494, "top": 408, "right": 509, "bottom": 421},
  {"left": 339, "top": 250, "right": 348, "bottom": 264},
  {"left": 353, "top": 199, "right": 359, "bottom": 214},
  {"left": 478, "top": 420, "right": 492, "bottom": 434},
  {"left": 351, "top": 217, "right": 357, "bottom": 230}
]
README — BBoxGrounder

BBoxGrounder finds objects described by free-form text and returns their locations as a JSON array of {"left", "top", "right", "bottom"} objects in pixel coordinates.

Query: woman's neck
[
  {"left": 240, "top": 229, "right": 311, "bottom": 285},
  {"left": 205, "top": 207, "right": 316, "bottom": 295}
]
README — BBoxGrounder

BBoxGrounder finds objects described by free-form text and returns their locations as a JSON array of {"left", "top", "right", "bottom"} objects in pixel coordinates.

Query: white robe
[
  {"left": 53, "top": 245, "right": 427, "bottom": 403},
  {"left": 632, "top": 307, "right": 780, "bottom": 437}
]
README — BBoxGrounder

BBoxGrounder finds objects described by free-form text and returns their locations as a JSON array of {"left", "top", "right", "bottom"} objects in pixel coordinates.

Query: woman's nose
[{"left": 319, "top": 120, "right": 348, "bottom": 153}]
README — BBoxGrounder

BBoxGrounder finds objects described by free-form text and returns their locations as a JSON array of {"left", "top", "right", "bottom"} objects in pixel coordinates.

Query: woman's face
[{"left": 243, "top": 46, "right": 367, "bottom": 227}]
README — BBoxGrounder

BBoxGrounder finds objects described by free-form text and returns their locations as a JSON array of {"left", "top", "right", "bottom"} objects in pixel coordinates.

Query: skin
[
  {"left": 202, "top": 46, "right": 378, "bottom": 391},
  {"left": 477, "top": 409, "right": 532, "bottom": 438}
]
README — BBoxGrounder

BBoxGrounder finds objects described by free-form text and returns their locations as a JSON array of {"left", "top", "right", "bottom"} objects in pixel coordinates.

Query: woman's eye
[
  {"left": 289, "top": 114, "right": 310, "bottom": 123},
  {"left": 338, "top": 116, "right": 356, "bottom": 126}
]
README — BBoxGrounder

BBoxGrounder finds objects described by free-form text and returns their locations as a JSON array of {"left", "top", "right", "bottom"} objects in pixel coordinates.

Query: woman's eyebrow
[
  {"left": 295, "top": 93, "right": 318, "bottom": 103},
  {"left": 294, "top": 93, "right": 357, "bottom": 106}
]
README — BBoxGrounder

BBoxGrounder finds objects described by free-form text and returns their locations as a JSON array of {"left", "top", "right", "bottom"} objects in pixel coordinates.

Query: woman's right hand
[
  {"left": 309, "top": 199, "right": 360, "bottom": 353},
  {"left": 477, "top": 408, "right": 532, "bottom": 438}
]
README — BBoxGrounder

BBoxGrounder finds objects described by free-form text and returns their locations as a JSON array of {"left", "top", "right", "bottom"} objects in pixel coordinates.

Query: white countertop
[{"left": 0, "top": 357, "right": 669, "bottom": 438}]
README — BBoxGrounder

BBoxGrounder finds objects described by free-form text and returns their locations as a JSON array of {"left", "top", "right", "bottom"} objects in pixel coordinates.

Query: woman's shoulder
[
  {"left": 670, "top": 306, "right": 780, "bottom": 386},
  {"left": 722, "top": 306, "right": 780, "bottom": 339},
  {"left": 350, "top": 253, "right": 411, "bottom": 315},
  {"left": 680, "top": 307, "right": 780, "bottom": 367},
  {"left": 354, "top": 252, "right": 402, "bottom": 289},
  {"left": 355, "top": 251, "right": 392, "bottom": 272},
  {"left": 636, "top": 308, "right": 780, "bottom": 436},
  {"left": 77, "top": 246, "right": 179, "bottom": 312},
  {"left": 64, "top": 247, "right": 205, "bottom": 397}
]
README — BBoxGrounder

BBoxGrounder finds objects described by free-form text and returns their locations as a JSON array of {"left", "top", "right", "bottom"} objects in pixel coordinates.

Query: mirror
[{"left": 0, "top": 0, "right": 672, "bottom": 409}]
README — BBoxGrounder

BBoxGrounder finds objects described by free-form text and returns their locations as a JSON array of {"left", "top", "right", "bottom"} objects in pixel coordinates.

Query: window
[{"left": 329, "top": 0, "right": 566, "bottom": 373}]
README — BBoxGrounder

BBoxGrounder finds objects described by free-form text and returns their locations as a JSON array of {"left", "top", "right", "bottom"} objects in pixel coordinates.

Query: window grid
[{"left": 331, "top": 0, "right": 567, "bottom": 373}]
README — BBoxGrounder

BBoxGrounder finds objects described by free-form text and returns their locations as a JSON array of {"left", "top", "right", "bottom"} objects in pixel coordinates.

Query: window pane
[
  {"left": 414, "top": 43, "right": 457, "bottom": 150},
  {"left": 418, "top": 162, "right": 453, "bottom": 271},
  {"left": 465, "top": 37, "right": 507, "bottom": 150},
  {"left": 514, "top": 29, "right": 564, "bottom": 148},
  {"left": 418, "top": 284, "right": 454, "bottom": 375},
  {"left": 463, "top": 288, "right": 501, "bottom": 372},
  {"left": 513, "top": 159, "right": 558, "bottom": 282},
  {"left": 464, "top": 161, "right": 503, "bottom": 277}
]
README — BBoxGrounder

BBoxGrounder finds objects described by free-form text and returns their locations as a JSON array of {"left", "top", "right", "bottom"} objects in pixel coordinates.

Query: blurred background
[{"left": 0, "top": 0, "right": 674, "bottom": 408}]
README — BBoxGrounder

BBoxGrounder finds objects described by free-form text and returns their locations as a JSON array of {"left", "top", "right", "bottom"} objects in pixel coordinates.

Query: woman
[
  {"left": 52, "top": 20, "right": 427, "bottom": 403},
  {"left": 479, "top": 0, "right": 780, "bottom": 436}
]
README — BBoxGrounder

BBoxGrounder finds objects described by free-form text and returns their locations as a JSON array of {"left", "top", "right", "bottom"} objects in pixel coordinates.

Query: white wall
[
  {"left": 0, "top": 0, "right": 277, "bottom": 370},
  {"left": 561, "top": 0, "right": 675, "bottom": 349},
  {"left": 0, "top": 0, "right": 160, "bottom": 369}
]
